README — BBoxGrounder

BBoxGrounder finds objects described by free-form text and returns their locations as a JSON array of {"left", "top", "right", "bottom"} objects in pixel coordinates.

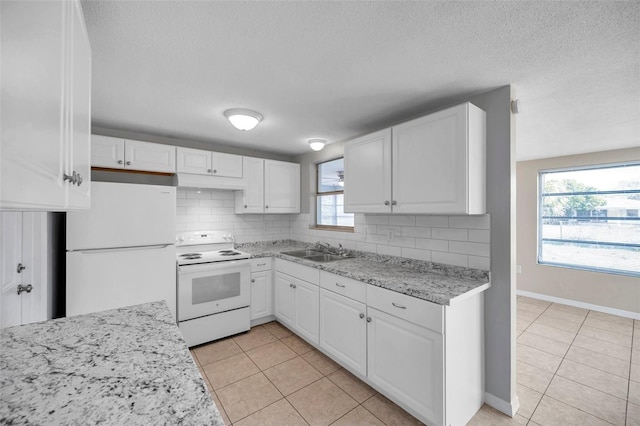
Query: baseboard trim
[
  {"left": 484, "top": 392, "right": 520, "bottom": 417},
  {"left": 517, "top": 290, "right": 640, "bottom": 320}
]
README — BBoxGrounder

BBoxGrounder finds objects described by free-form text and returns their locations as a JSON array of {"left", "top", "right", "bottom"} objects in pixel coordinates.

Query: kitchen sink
[{"left": 281, "top": 249, "right": 353, "bottom": 262}]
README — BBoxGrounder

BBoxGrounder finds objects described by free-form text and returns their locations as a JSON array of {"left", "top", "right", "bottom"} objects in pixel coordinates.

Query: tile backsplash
[
  {"left": 176, "top": 189, "right": 490, "bottom": 270},
  {"left": 176, "top": 189, "right": 292, "bottom": 243}
]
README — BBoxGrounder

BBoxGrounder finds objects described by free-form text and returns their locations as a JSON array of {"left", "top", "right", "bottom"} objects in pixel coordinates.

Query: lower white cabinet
[
  {"left": 367, "top": 307, "right": 444, "bottom": 425},
  {"left": 250, "top": 270, "right": 272, "bottom": 320},
  {"left": 319, "top": 289, "right": 367, "bottom": 376},
  {"left": 277, "top": 263, "right": 485, "bottom": 426}
]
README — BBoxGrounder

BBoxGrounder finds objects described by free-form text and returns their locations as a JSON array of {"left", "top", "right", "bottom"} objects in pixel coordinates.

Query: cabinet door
[
  {"left": 367, "top": 307, "right": 444, "bottom": 425},
  {"left": 250, "top": 270, "right": 272, "bottom": 320},
  {"left": 65, "top": 0, "right": 91, "bottom": 210},
  {"left": 319, "top": 289, "right": 367, "bottom": 376},
  {"left": 274, "top": 272, "right": 294, "bottom": 327},
  {"left": 392, "top": 103, "right": 472, "bottom": 214},
  {"left": 91, "top": 135, "right": 125, "bottom": 168},
  {"left": 125, "top": 140, "right": 176, "bottom": 173},
  {"left": 238, "top": 157, "right": 264, "bottom": 213},
  {"left": 0, "top": 1, "right": 67, "bottom": 210},
  {"left": 264, "top": 160, "right": 300, "bottom": 213},
  {"left": 211, "top": 152, "right": 243, "bottom": 178},
  {"left": 343, "top": 129, "right": 392, "bottom": 213},
  {"left": 176, "top": 147, "right": 211, "bottom": 175},
  {"left": 292, "top": 279, "right": 319, "bottom": 345}
]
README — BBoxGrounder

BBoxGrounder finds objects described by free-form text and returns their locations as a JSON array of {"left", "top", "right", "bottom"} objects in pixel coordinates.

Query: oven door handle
[{"left": 178, "top": 259, "right": 251, "bottom": 273}]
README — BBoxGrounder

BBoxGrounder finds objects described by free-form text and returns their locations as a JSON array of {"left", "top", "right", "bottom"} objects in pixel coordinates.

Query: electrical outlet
[
  {"left": 516, "top": 265, "right": 522, "bottom": 274},
  {"left": 387, "top": 229, "right": 395, "bottom": 242}
]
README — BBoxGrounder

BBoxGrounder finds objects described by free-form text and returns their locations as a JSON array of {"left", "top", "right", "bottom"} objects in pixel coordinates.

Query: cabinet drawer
[
  {"left": 367, "top": 285, "right": 443, "bottom": 333},
  {"left": 320, "top": 271, "right": 366, "bottom": 303},
  {"left": 251, "top": 257, "right": 272, "bottom": 272},
  {"left": 275, "top": 258, "right": 319, "bottom": 285}
]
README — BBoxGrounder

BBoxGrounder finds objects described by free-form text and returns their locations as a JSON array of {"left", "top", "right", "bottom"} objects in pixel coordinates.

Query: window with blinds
[{"left": 538, "top": 161, "right": 640, "bottom": 277}]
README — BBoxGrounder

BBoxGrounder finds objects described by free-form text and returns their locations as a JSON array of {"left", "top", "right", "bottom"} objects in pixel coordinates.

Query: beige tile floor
[{"left": 189, "top": 298, "right": 639, "bottom": 425}]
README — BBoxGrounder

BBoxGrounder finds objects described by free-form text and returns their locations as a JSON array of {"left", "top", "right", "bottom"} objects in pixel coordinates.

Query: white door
[
  {"left": 238, "top": 157, "right": 265, "bottom": 213},
  {"left": 392, "top": 103, "right": 468, "bottom": 214},
  {"left": 343, "top": 129, "right": 392, "bottom": 213},
  {"left": 176, "top": 147, "right": 211, "bottom": 175},
  {"left": 319, "top": 289, "right": 367, "bottom": 376},
  {"left": 66, "top": 0, "right": 92, "bottom": 210},
  {"left": 211, "top": 152, "right": 243, "bottom": 178},
  {"left": 250, "top": 270, "right": 272, "bottom": 320},
  {"left": 273, "top": 272, "right": 294, "bottom": 327},
  {"left": 125, "top": 140, "right": 176, "bottom": 173},
  {"left": 367, "top": 307, "right": 444, "bottom": 425},
  {"left": 264, "top": 160, "right": 300, "bottom": 213},
  {"left": 292, "top": 278, "right": 319, "bottom": 345},
  {"left": 0, "top": 1, "right": 67, "bottom": 210},
  {"left": 1, "top": 212, "right": 47, "bottom": 328},
  {"left": 91, "top": 135, "right": 125, "bottom": 169}
]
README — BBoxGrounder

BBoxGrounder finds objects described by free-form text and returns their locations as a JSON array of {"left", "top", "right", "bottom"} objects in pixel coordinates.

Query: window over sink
[{"left": 315, "top": 158, "right": 354, "bottom": 231}]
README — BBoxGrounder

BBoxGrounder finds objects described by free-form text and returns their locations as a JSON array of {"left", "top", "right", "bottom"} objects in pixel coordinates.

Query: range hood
[{"left": 174, "top": 173, "right": 246, "bottom": 191}]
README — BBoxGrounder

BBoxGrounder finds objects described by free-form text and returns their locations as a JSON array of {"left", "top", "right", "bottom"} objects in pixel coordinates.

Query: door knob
[
  {"left": 359, "top": 313, "right": 365, "bottom": 319},
  {"left": 366, "top": 317, "right": 372, "bottom": 322},
  {"left": 213, "top": 169, "right": 217, "bottom": 174},
  {"left": 17, "top": 284, "right": 33, "bottom": 295},
  {"left": 17, "top": 263, "right": 26, "bottom": 273},
  {"left": 384, "top": 201, "right": 390, "bottom": 206},
  {"left": 391, "top": 200, "right": 397, "bottom": 206},
  {"left": 207, "top": 169, "right": 212, "bottom": 173}
]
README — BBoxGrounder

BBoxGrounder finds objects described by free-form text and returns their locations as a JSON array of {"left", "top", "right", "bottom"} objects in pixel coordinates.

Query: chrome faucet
[{"left": 315, "top": 241, "right": 332, "bottom": 253}]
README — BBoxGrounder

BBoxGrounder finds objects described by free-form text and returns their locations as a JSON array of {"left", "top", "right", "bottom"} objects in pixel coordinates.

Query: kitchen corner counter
[
  {"left": 238, "top": 240, "right": 490, "bottom": 305},
  {"left": 0, "top": 302, "right": 223, "bottom": 426}
]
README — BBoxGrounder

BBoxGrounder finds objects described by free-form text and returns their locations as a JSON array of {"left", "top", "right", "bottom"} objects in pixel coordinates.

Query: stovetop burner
[
  {"left": 179, "top": 253, "right": 201, "bottom": 257},
  {"left": 220, "top": 251, "right": 241, "bottom": 256},
  {"left": 218, "top": 250, "right": 236, "bottom": 254},
  {"left": 182, "top": 255, "right": 202, "bottom": 260}
]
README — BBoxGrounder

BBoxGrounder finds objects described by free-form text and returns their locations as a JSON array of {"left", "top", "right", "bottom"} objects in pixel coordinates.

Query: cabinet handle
[
  {"left": 265, "top": 205, "right": 269, "bottom": 209},
  {"left": 366, "top": 317, "right": 372, "bottom": 323},
  {"left": 126, "top": 161, "right": 132, "bottom": 166},
  {"left": 63, "top": 173, "right": 76, "bottom": 184},
  {"left": 207, "top": 169, "right": 212, "bottom": 173},
  {"left": 292, "top": 284, "right": 297, "bottom": 289},
  {"left": 359, "top": 313, "right": 365, "bottom": 319},
  {"left": 384, "top": 201, "right": 390, "bottom": 206},
  {"left": 257, "top": 263, "right": 266, "bottom": 266},
  {"left": 75, "top": 173, "right": 83, "bottom": 187},
  {"left": 213, "top": 169, "right": 217, "bottom": 174},
  {"left": 17, "top": 284, "right": 33, "bottom": 295},
  {"left": 335, "top": 283, "right": 345, "bottom": 288},
  {"left": 244, "top": 205, "right": 248, "bottom": 209},
  {"left": 392, "top": 302, "right": 406, "bottom": 309},
  {"left": 251, "top": 278, "right": 255, "bottom": 283},
  {"left": 17, "top": 263, "right": 26, "bottom": 273},
  {"left": 117, "top": 160, "right": 124, "bottom": 165},
  {"left": 391, "top": 200, "right": 397, "bottom": 206},
  {"left": 289, "top": 283, "right": 294, "bottom": 288}
]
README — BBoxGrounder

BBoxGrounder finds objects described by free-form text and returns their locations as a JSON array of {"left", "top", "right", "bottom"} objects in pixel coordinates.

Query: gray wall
[{"left": 469, "top": 86, "right": 516, "bottom": 408}]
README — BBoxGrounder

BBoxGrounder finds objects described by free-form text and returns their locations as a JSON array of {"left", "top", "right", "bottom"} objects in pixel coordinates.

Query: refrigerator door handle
[{"left": 69, "top": 244, "right": 173, "bottom": 254}]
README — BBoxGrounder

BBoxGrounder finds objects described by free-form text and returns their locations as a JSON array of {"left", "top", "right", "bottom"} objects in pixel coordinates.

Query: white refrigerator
[{"left": 66, "top": 182, "right": 176, "bottom": 320}]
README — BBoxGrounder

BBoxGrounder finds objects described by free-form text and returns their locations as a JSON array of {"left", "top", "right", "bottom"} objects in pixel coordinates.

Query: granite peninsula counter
[
  {"left": 238, "top": 240, "right": 490, "bottom": 305},
  {"left": 0, "top": 302, "right": 223, "bottom": 426}
]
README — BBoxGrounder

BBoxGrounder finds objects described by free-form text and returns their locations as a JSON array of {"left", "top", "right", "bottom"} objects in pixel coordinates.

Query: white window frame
[
  {"left": 315, "top": 158, "right": 354, "bottom": 232},
  {"left": 537, "top": 161, "right": 640, "bottom": 277}
]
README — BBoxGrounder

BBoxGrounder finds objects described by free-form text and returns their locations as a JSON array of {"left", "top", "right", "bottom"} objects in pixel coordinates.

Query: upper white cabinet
[
  {"left": 176, "top": 147, "right": 242, "bottom": 178},
  {"left": 0, "top": 0, "right": 91, "bottom": 211},
  {"left": 235, "top": 158, "right": 300, "bottom": 214},
  {"left": 344, "top": 102, "right": 486, "bottom": 215},
  {"left": 91, "top": 135, "right": 176, "bottom": 173}
]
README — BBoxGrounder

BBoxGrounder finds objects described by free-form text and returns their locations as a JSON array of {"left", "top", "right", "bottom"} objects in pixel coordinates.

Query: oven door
[{"left": 177, "top": 260, "right": 251, "bottom": 322}]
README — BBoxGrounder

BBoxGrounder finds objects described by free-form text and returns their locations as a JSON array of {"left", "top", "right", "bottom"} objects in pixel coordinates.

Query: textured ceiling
[{"left": 82, "top": 1, "right": 639, "bottom": 161}]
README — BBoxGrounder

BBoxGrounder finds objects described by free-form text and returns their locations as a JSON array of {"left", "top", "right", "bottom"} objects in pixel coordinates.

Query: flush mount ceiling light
[
  {"left": 224, "top": 109, "right": 263, "bottom": 131},
  {"left": 308, "top": 138, "right": 326, "bottom": 151}
]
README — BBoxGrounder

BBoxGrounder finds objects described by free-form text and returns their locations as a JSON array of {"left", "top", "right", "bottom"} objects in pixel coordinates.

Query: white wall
[
  {"left": 517, "top": 147, "right": 640, "bottom": 314},
  {"left": 291, "top": 213, "right": 490, "bottom": 270},
  {"left": 175, "top": 188, "right": 292, "bottom": 243}
]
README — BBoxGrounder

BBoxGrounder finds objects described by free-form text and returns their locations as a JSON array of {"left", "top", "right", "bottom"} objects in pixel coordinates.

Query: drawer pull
[
  {"left": 251, "top": 278, "right": 255, "bottom": 283},
  {"left": 366, "top": 317, "right": 372, "bottom": 322},
  {"left": 257, "top": 263, "right": 266, "bottom": 266},
  {"left": 392, "top": 302, "right": 407, "bottom": 309},
  {"left": 359, "top": 313, "right": 365, "bottom": 319},
  {"left": 335, "top": 283, "right": 346, "bottom": 288}
]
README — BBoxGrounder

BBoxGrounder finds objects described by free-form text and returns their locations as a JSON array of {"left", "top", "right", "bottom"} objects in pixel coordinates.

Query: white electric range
[{"left": 176, "top": 231, "right": 252, "bottom": 347}]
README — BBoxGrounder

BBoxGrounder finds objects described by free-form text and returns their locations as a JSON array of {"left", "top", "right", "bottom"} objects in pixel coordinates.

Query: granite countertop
[
  {"left": 238, "top": 240, "right": 490, "bottom": 305},
  {"left": 0, "top": 302, "right": 223, "bottom": 426}
]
